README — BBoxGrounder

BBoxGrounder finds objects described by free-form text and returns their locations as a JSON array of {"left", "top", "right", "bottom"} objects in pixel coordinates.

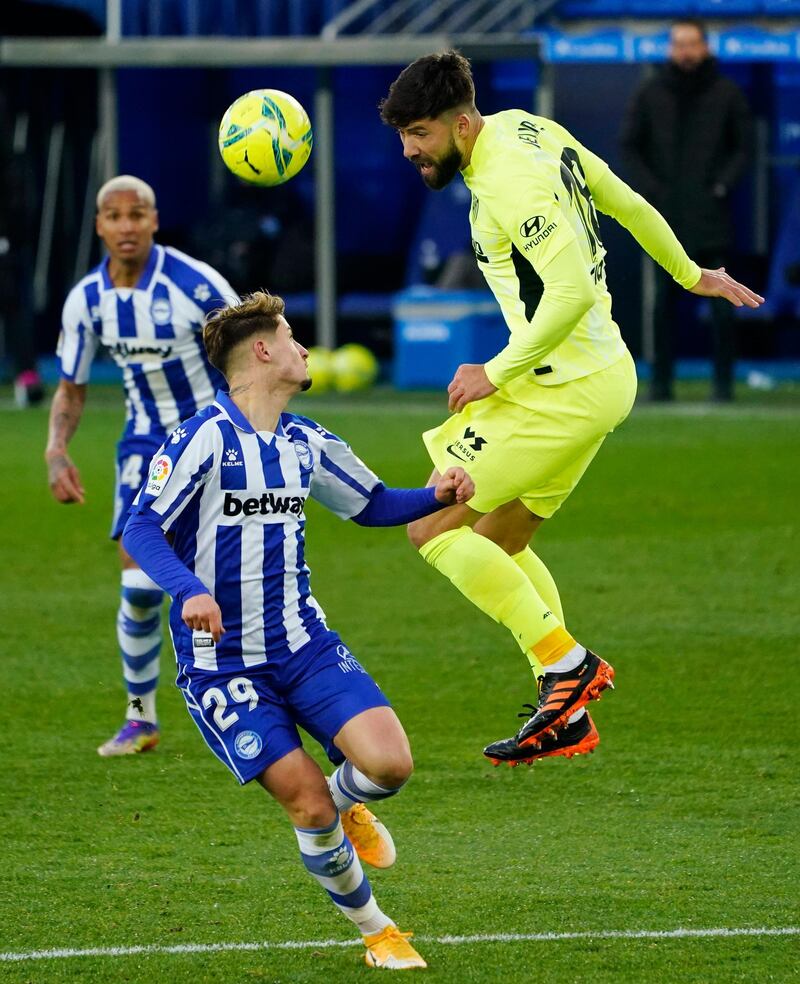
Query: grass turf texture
[{"left": 1, "top": 384, "right": 798, "bottom": 983}]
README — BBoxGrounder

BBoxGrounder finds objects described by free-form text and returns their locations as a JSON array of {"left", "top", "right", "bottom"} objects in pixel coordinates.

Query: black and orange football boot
[
  {"left": 516, "top": 650, "right": 614, "bottom": 748},
  {"left": 484, "top": 710, "right": 599, "bottom": 767}
]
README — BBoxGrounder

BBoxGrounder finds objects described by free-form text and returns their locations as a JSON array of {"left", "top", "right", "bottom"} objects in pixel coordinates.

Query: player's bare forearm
[
  {"left": 46, "top": 380, "right": 86, "bottom": 455},
  {"left": 688, "top": 268, "right": 765, "bottom": 309},
  {"left": 45, "top": 380, "right": 87, "bottom": 503},
  {"left": 434, "top": 467, "right": 475, "bottom": 505}
]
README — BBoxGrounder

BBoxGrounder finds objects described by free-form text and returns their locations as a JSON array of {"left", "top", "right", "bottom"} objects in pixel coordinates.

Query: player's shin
[
  {"left": 328, "top": 763, "right": 401, "bottom": 869},
  {"left": 118, "top": 568, "right": 163, "bottom": 724},
  {"left": 418, "top": 527, "right": 577, "bottom": 674},
  {"left": 512, "top": 547, "right": 564, "bottom": 624},
  {"left": 294, "top": 819, "right": 393, "bottom": 936}
]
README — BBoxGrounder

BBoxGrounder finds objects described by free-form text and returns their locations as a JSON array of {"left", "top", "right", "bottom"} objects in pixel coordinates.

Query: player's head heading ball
[
  {"left": 204, "top": 291, "right": 311, "bottom": 392},
  {"left": 380, "top": 51, "right": 479, "bottom": 191},
  {"left": 379, "top": 50, "right": 475, "bottom": 129}
]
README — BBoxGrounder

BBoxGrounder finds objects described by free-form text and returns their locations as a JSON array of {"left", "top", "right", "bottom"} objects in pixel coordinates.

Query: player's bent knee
[
  {"left": 282, "top": 790, "right": 338, "bottom": 830},
  {"left": 370, "top": 749, "right": 414, "bottom": 791}
]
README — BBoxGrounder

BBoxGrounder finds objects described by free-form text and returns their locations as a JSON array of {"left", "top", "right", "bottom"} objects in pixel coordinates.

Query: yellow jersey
[{"left": 461, "top": 111, "right": 701, "bottom": 394}]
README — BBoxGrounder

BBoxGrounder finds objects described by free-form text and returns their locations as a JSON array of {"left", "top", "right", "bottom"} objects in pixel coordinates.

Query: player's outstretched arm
[
  {"left": 688, "top": 267, "right": 765, "bottom": 309},
  {"left": 45, "top": 379, "right": 87, "bottom": 504},
  {"left": 351, "top": 474, "right": 474, "bottom": 527}
]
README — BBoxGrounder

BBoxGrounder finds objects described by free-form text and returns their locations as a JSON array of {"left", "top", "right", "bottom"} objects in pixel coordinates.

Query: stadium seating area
[{"left": 21, "top": 0, "right": 800, "bottom": 36}]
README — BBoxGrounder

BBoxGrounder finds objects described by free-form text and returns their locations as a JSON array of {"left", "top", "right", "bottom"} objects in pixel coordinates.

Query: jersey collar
[
  {"left": 214, "top": 389, "right": 285, "bottom": 437},
  {"left": 100, "top": 244, "right": 162, "bottom": 292}
]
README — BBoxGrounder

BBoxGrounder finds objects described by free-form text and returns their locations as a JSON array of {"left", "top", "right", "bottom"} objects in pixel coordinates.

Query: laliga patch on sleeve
[{"left": 146, "top": 455, "right": 172, "bottom": 496}]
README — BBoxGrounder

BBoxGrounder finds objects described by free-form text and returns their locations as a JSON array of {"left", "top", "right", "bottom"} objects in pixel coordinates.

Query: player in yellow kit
[{"left": 380, "top": 51, "right": 764, "bottom": 766}]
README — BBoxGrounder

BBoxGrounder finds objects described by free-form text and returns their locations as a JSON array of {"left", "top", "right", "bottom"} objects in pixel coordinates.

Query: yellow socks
[
  {"left": 511, "top": 547, "right": 564, "bottom": 624},
  {"left": 419, "top": 528, "right": 576, "bottom": 673}
]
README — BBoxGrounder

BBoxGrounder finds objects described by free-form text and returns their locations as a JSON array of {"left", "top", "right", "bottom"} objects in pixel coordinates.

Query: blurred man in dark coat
[{"left": 621, "top": 18, "right": 753, "bottom": 401}]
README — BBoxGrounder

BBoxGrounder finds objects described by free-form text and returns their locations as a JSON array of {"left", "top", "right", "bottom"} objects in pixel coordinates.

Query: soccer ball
[
  {"left": 303, "top": 346, "right": 335, "bottom": 394},
  {"left": 218, "top": 89, "right": 313, "bottom": 187},
  {"left": 332, "top": 344, "right": 379, "bottom": 393}
]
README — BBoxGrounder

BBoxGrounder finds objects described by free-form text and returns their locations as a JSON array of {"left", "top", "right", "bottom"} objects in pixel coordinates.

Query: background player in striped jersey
[
  {"left": 380, "top": 51, "right": 764, "bottom": 766},
  {"left": 122, "top": 291, "right": 473, "bottom": 969},
  {"left": 44, "top": 175, "right": 238, "bottom": 757}
]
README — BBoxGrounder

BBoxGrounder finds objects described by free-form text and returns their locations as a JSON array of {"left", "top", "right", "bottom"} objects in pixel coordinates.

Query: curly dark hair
[{"left": 379, "top": 50, "right": 475, "bottom": 128}]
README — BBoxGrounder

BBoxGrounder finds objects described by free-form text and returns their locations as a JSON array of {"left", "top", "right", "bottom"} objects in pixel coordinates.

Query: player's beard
[
  {"left": 419, "top": 138, "right": 463, "bottom": 190},
  {"left": 300, "top": 377, "right": 313, "bottom": 392}
]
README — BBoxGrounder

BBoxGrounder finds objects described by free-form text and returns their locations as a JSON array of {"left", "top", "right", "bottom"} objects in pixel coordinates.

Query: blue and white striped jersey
[
  {"left": 131, "top": 391, "right": 381, "bottom": 670},
  {"left": 57, "top": 244, "right": 238, "bottom": 439}
]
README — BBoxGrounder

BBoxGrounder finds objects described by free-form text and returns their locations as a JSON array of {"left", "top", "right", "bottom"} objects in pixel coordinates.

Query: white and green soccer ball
[{"left": 218, "top": 89, "right": 313, "bottom": 187}]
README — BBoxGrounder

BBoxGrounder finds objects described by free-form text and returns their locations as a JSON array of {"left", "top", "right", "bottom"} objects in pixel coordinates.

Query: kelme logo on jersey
[
  {"left": 146, "top": 455, "right": 172, "bottom": 495},
  {"left": 223, "top": 448, "right": 243, "bottom": 467},
  {"left": 223, "top": 491, "right": 305, "bottom": 517},
  {"left": 520, "top": 214, "right": 557, "bottom": 251},
  {"left": 234, "top": 730, "right": 263, "bottom": 760}
]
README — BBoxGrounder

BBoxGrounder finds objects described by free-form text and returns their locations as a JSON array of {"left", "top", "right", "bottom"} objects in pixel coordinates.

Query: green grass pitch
[{"left": 1, "top": 384, "right": 798, "bottom": 983}]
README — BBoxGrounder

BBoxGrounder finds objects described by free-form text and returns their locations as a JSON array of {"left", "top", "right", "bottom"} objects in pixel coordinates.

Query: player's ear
[
  {"left": 455, "top": 112, "right": 472, "bottom": 138},
  {"left": 253, "top": 337, "right": 272, "bottom": 364},
  {"left": 152, "top": 208, "right": 160, "bottom": 233}
]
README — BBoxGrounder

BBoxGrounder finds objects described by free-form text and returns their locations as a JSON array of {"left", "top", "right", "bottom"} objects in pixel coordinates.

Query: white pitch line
[{"left": 1, "top": 926, "right": 797, "bottom": 963}]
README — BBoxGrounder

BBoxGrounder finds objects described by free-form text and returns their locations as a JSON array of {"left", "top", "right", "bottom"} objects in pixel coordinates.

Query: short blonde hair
[
  {"left": 96, "top": 175, "right": 156, "bottom": 210},
  {"left": 204, "top": 291, "right": 285, "bottom": 377}
]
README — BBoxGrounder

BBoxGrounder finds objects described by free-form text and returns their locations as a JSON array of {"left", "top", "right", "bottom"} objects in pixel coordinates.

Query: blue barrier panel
[
  {"left": 717, "top": 27, "right": 800, "bottom": 61},
  {"left": 632, "top": 32, "right": 670, "bottom": 62},
  {"left": 537, "top": 26, "right": 800, "bottom": 62},
  {"left": 392, "top": 288, "right": 508, "bottom": 389},
  {"left": 540, "top": 29, "right": 631, "bottom": 62}
]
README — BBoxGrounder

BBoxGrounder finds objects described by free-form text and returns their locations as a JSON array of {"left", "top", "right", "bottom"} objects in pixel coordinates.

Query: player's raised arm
[
  {"left": 45, "top": 378, "right": 87, "bottom": 504},
  {"left": 586, "top": 158, "right": 764, "bottom": 309}
]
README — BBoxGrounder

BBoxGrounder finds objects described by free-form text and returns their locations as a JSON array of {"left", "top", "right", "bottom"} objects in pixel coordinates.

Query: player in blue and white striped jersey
[
  {"left": 123, "top": 291, "right": 473, "bottom": 970},
  {"left": 44, "top": 175, "right": 238, "bottom": 758}
]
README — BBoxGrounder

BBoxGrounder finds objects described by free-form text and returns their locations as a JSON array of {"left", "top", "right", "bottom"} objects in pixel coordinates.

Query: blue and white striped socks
[
  {"left": 294, "top": 818, "right": 393, "bottom": 935},
  {"left": 328, "top": 761, "right": 406, "bottom": 812},
  {"left": 118, "top": 569, "right": 163, "bottom": 724}
]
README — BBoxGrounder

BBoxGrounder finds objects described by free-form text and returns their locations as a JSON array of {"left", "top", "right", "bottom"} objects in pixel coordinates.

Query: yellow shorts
[{"left": 422, "top": 351, "right": 637, "bottom": 517}]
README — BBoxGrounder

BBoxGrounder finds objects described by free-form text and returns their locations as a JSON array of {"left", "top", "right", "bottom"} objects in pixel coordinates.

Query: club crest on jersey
[
  {"left": 293, "top": 441, "right": 313, "bottom": 470},
  {"left": 146, "top": 455, "right": 172, "bottom": 495},
  {"left": 234, "top": 730, "right": 263, "bottom": 760},
  {"left": 150, "top": 297, "right": 172, "bottom": 326}
]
